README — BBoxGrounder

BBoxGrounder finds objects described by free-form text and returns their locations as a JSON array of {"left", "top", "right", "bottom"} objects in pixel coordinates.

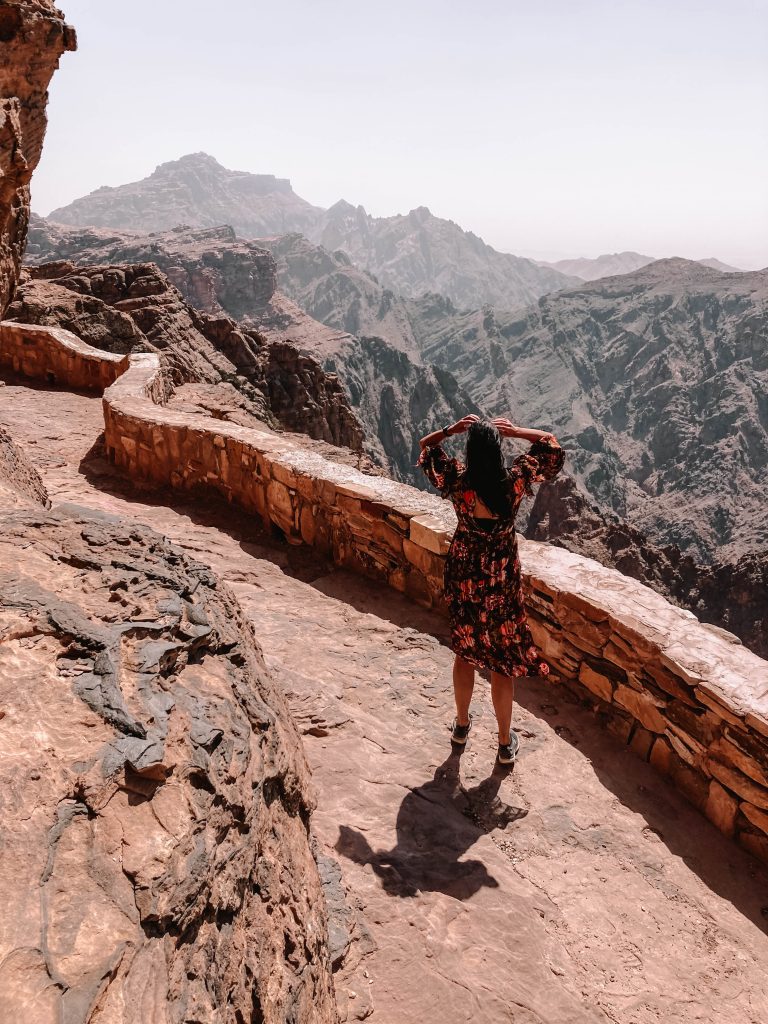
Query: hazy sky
[{"left": 35, "top": 0, "right": 768, "bottom": 268}]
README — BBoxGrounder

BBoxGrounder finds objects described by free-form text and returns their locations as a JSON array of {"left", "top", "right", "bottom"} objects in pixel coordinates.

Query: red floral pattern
[{"left": 417, "top": 435, "right": 564, "bottom": 677}]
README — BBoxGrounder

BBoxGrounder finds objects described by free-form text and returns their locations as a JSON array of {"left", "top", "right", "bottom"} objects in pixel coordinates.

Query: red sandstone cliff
[{"left": 0, "top": 1, "right": 75, "bottom": 314}]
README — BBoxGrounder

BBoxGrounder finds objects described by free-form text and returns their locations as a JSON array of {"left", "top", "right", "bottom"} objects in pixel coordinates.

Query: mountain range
[
  {"left": 32, "top": 157, "right": 768, "bottom": 571},
  {"left": 538, "top": 252, "right": 743, "bottom": 281},
  {"left": 46, "top": 153, "right": 578, "bottom": 311},
  {"left": 415, "top": 258, "right": 768, "bottom": 563}
]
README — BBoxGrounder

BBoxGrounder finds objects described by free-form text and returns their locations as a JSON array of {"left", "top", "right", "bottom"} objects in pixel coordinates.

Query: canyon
[
  {"left": 416, "top": 258, "right": 768, "bottom": 564},
  {"left": 3, "top": 5, "right": 768, "bottom": 1020},
  {"left": 24, "top": 218, "right": 477, "bottom": 484},
  {"left": 25, "top": 216, "right": 768, "bottom": 658}
]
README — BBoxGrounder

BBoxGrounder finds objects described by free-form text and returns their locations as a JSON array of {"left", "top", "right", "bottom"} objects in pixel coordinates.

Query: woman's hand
[
  {"left": 419, "top": 414, "right": 479, "bottom": 449},
  {"left": 492, "top": 417, "right": 519, "bottom": 438},
  {"left": 448, "top": 414, "right": 480, "bottom": 435},
  {"left": 493, "top": 417, "right": 555, "bottom": 444}
]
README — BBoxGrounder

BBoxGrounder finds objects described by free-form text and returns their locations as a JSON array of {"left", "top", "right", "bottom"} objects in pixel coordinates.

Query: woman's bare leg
[
  {"left": 490, "top": 672, "right": 516, "bottom": 744},
  {"left": 453, "top": 655, "right": 475, "bottom": 726}
]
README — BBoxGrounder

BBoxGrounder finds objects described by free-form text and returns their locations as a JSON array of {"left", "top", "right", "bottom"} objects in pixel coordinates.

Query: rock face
[
  {"left": 0, "top": 423, "right": 48, "bottom": 508},
  {"left": 9, "top": 261, "right": 365, "bottom": 451},
  {"left": 26, "top": 218, "right": 278, "bottom": 318},
  {"left": 0, "top": 1, "right": 75, "bottom": 315},
  {"left": 48, "top": 152, "right": 321, "bottom": 236},
  {"left": 525, "top": 473, "right": 768, "bottom": 658},
  {"left": 257, "top": 231, "right": 420, "bottom": 356},
  {"left": 415, "top": 258, "right": 768, "bottom": 563},
  {"left": 310, "top": 199, "right": 578, "bottom": 310},
  {"left": 253, "top": 291, "right": 476, "bottom": 484},
  {"left": 0, "top": 498, "right": 337, "bottom": 1022}
]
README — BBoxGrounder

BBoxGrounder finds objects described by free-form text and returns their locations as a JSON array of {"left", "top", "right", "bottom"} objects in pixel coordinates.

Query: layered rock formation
[
  {"left": 415, "top": 258, "right": 768, "bottom": 563},
  {"left": 0, "top": 422, "right": 48, "bottom": 507},
  {"left": 0, "top": 498, "right": 337, "bottom": 1021},
  {"left": 48, "top": 152, "right": 322, "bottom": 236},
  {"left": 257, "top": 231, "right": 419, "bottom": 355},
  {"left": 26, "top": 218, "right": 278, "bottom": 318},
  {"left": 0, "top": 0, "right": 75, "bottom": 314}
]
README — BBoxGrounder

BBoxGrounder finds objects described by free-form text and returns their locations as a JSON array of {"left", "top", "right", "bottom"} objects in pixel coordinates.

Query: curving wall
[{"left": 3, "top": 318, "right": 768, "bottom": 865}]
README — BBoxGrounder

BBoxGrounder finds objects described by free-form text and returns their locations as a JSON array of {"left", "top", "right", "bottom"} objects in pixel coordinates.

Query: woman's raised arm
[
  {"left": 419, "top": 414, "right": 480, "bottom": 449},
  {"left": 492, "top": 417, "right": 554, "bottom": 444}
]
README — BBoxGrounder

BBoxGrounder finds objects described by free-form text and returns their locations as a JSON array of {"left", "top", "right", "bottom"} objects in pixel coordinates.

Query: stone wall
[
  {"left": 3, "top": 317, "right": 768, "bottom": 866},
  {"left": 0, "top": 319, "right": 126, "bottom": 389}
]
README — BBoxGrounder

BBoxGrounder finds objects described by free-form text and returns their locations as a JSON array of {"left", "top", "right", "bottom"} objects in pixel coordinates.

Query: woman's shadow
[{"left": 335, "top": 749, "right": 528, "bottom": 900}]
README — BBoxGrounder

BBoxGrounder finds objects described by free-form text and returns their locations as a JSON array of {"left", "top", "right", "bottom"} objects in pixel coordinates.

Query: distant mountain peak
[
  {"left": 327, "top": 198, "right": 357, "bottom": 212},
  {"left": 48, "top": 154, "right": 321, "bottom": 235},
  {"left": 156, "top": 152, "right": 223, "bottom": 169}
]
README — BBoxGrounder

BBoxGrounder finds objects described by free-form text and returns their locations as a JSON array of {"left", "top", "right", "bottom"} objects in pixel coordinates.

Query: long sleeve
[
  {"left": 509, "top": 433, "right": 565, "bottom": 498},
  {"left": 416, "top": 443, "right": 463, "bottom": 499}
]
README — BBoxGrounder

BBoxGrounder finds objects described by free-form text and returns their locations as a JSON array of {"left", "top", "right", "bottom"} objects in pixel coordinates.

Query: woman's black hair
[{"left": 462, "top": 419, "right": 511, "bottom": 517}]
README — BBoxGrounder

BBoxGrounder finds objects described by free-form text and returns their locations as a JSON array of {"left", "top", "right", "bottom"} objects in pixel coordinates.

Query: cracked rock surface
[{"left": 0, "top": 496, "right": 336, "bottom": 1021}]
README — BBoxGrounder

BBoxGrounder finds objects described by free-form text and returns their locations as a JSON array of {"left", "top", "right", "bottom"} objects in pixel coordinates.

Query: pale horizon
[{"left": 34, "top": 0, "right": 768, "bottom": 270}]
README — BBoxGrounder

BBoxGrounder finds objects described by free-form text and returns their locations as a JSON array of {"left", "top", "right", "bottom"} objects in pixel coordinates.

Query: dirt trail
[{"left": 2, "top": 376, "right": 768, "bottom": 1024}]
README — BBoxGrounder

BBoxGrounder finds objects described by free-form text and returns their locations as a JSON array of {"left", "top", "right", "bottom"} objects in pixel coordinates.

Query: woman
[{"left": 417, "top": 414, "right": 564, "bottom": 764}]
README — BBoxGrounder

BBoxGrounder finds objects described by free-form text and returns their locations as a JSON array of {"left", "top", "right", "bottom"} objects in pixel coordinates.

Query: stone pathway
[{"left": 3, "top": 376, "right": 768, "bottom": 1023}]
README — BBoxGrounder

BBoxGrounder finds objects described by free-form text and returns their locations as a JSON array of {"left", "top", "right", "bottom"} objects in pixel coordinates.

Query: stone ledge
[
  {"left": 3, "top": 318, "right": 768, "bottom": 863},
  {"left": 0, "top": 320, "right": 127, "bottom": 390}
]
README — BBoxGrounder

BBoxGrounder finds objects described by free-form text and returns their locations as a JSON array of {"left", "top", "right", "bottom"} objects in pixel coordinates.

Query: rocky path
[{"left": 2, "top": 376, "right": 768, "bottom": 1023}]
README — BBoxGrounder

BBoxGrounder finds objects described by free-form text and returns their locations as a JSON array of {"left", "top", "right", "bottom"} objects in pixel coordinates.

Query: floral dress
[{"left": 417, "top": 435, "right": 565, "bottom": 677}]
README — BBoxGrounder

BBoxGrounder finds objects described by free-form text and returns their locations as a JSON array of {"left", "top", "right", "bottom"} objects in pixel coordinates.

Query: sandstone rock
[
  {"left": 27, "top": 220, "right": 278, "bottom": 318},
  {"left": 250, "top": 291, "right": 477, "bottom": 485},
  {"left": 706, "top": 758, "right": 768, "bottom": 811},
  {"left": 0, "top": 1, "right": 75, "bottom": 314},
  {"left": 0, "top": 424, "right": 48, "bottom": 507},
  {"left": 0, "top": 500, "right": 337, "bottom": 1022},
  {"left": 9, "top": 262, "right": 365, "bottom": 451},
  {"left": 705, "top": 781, "right": 739, "bottom": 837},
  {"left": 578, "top": 662, "right": 614, "bottom": 702},
  {"left": 257, "top": 231, "right": 420, "bottom": 356}
]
